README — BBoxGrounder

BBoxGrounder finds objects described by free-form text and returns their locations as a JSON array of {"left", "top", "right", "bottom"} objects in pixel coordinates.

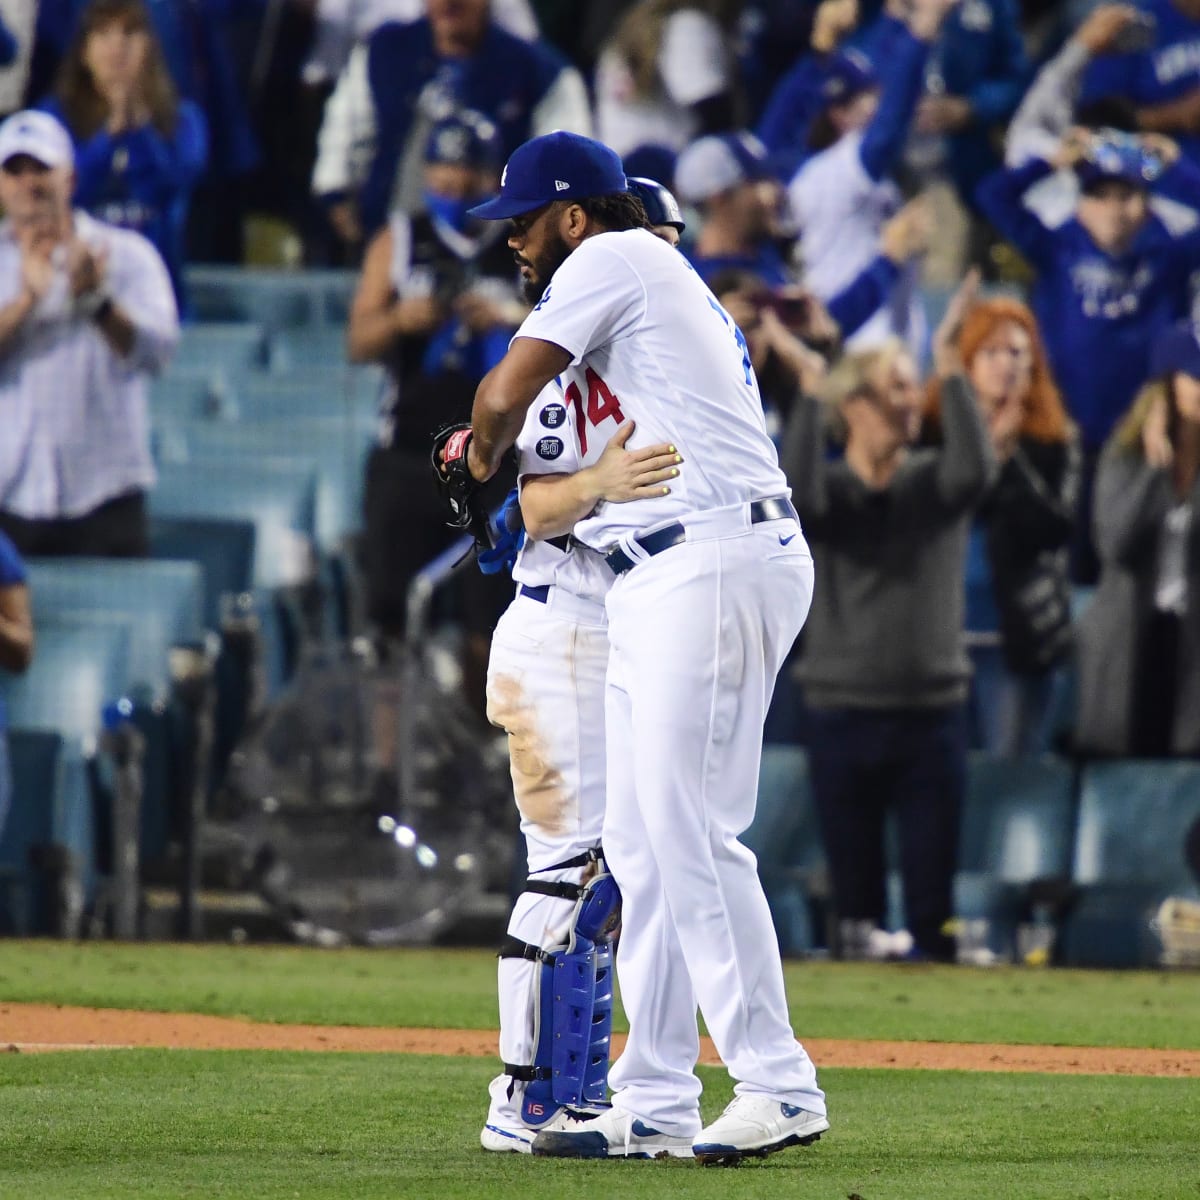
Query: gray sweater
[{"left": 780, "top": 375, "right": 997, "bottom": 710}]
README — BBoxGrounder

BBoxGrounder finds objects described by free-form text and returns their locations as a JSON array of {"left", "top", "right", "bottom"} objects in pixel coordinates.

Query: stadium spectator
[
  {"left": 1080, "top": 0, "right": 1200, "bottom": 169},
  {"left": 786, "top": 0, "right": 959, "bottom": 354},
  {"left": 0, "top": 528, "right": 33, "bottom": 845},
  {"left": 976, "top": 126, "right": 1200, "bottom": 580},
  {"left": 593, "top": 0, "right": 742, "bottom": 161},
  {"left": 1075, "top": 319, "right": 1200, "bottom": 756},
  {"left": 39, "top": 0, "right": 207, "bottom": 311},
  {"left": 779, "top": 276, "right": 996, "bottom": 961},
  {"left": 677, "top": 129, "right": 935, "bottom": 341},
  {"left": 311, "top": 0, "right": 591, "bottom": 248},
  {"left": 858, "top": 0, "right": 1029, "bottom": 217},
  {"left": 346, "top": 108, "right": 522, "bottom": 638},
  {"left": 933, "top": 292, "right": 1080, "bottom": 756},
  {"left": 303, "top": 0, "right": 538, "bottom": 86},
  {"left": 0, "top": 109, "right": 179, "bottom": 558}
]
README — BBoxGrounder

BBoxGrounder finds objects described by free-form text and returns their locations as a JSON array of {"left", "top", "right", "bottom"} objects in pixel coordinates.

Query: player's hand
[
  {"left": 586, "top": 422, "right": 682, "bottom": 503},
  {"left": 932, "top": 266, "right": 981, "bottom": 379},
  {"left": 812, "top": 0, "right": 859, "bottom": 53},
  {"left": 915, "top": 94, "right": 972, "bottom": 134},
  {"left": 1075, "top": 4, "right": 1140, "bottom": 55},
  {"left": 1142, "top": 392, "right": 1173, "bottom": 470},
  {"left": 881, "top": 195, "right": 933, "bottom": 265}
]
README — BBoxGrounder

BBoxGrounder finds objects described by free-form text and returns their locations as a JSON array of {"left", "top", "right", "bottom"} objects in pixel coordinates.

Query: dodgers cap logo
[{"left": 469, "top": 131, "right": 628, "bottom": 221}]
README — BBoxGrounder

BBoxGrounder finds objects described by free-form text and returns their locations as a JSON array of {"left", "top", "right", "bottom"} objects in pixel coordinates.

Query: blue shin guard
[{"left": 518, "top": 871, "right": 620, "bottom": 1125}]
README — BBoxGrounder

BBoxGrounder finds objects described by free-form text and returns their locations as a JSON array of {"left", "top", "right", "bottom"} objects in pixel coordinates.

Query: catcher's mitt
[{"left": 431, "top": 422, "right": 492, "bottom": 545}]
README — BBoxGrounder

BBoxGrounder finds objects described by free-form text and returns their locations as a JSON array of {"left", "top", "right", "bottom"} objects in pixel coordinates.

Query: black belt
[
  {"left": 604, "top": 496, "right": 795, "bottom": 576},
  {"left": 517, "top": 584, "right": 550, "bottom": 603}
]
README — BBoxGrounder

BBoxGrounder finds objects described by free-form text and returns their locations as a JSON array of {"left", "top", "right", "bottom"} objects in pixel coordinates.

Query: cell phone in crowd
[
  {"left": 1113, "top": 12, "right": 1156, "bottom": 54},
  {"left": 760, "top": 291, "right": 813, "bottom": 327}
]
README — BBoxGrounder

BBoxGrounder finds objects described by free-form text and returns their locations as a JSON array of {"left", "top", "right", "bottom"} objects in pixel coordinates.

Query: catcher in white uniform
[{"left": 441, "top": 132, "right": 827, "bottom": 1166}]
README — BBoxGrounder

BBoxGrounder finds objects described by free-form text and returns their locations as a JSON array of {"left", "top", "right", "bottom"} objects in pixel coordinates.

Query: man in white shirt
[
  {"left": 0, "top": 110, "right": 179, "bottom": 557},
  {"left": 444, "top": 131, "right": 827, "bottom": 1164}
]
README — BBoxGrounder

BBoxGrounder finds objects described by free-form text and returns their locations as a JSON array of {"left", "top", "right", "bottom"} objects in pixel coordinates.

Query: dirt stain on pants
[{"left": 487, "top": 673, "right": 570, "bottom": 835}]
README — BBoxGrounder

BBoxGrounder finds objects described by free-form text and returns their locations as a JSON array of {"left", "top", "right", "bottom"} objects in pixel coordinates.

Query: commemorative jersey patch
[
  {"left": 536, "top": 436, "right": 564, "bottom": 460},
  {"left": 539, "top": 403, "right": 566, "bottom": 429}
]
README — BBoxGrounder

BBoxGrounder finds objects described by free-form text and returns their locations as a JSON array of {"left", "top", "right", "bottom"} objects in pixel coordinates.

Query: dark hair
[
  {"left": 572, "top": 192, "right": 650, "bottom": 233},
  {"left": 55, "top": 0, "right": 178, "bottom": 139},
  {"left": 807, "top": 109, "right": 840, "bottom": 154},
  {"left": 1075, "top": 95, "right": 1138, "bottom": 133}
]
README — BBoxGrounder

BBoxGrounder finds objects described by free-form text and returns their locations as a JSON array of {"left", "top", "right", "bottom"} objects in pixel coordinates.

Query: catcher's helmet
[{"left": 627, "top": 176, "right": 686, "bottom": 234}]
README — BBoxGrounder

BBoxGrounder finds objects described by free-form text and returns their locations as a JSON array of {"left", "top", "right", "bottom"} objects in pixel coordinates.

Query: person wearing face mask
[
  {"left": 778, "top": 274, "right": 997, "bottom": 961},
  {"left": 1076, "top": 321, "right": 1200, "bottom": 757},
  {"left": 928, "top": 292, "right": 1081, "bottom": 757},
  {"left": 976, "top": 126, "right": 1200, "bottom": 582},
  {"left": 38, "top": 0, "right": 207, "bottom": 313},
  {"left": 348, "top": 107, "right": 523, "bottom": 642}
]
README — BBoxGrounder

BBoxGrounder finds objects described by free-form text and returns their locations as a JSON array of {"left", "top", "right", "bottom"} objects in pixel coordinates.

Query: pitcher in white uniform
[{"left": 460, "top": 130, "right": 827, "bottom": 1165}]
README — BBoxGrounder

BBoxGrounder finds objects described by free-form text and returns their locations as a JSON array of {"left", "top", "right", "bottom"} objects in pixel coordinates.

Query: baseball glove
[{"left": 431, "top": 422, "right": 493, "bottom": 546}]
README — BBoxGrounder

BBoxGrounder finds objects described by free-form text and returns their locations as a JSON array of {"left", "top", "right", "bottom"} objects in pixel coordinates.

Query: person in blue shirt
[
  {"left": 0, "top": 531, "right": 34, "bottom": 846},
  {"left": 1080, "top": 0, "right": 1200, "bottom": 168},
  {"left": 39, "top": 0, "right": 207, "bottom": 311},
  {"left": 976, "top": 126, "right": 1200, "bottom": 579}
]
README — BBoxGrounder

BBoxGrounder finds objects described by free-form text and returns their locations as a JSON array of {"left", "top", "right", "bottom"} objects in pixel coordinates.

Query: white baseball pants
[
  {"left": 483, "top": 586, "right": 610, "bottom": 1132},
  {"left": 602, "top": 522, "right": 826, "bottom": 1136}
]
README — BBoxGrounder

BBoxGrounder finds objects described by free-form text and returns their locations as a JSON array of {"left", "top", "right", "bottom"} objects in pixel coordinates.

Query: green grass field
[{"left": 2, "top": 942, "right": 1199, "bottom": 1199}]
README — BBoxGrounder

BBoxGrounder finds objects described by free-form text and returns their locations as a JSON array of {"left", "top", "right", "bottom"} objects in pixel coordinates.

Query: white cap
[
  {"left": 674, "top": 132, "right": 770, "bottom": 205},
  {"left": 0, "top": 110, "right": 75, "bottom": 170}
]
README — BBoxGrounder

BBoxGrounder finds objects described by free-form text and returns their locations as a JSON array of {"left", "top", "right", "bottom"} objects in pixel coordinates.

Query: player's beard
[{"left": 520, "top": 228, "right": 572, "bottom": 304}]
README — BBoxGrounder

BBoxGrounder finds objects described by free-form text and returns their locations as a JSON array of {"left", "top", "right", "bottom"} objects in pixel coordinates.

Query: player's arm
[
  {"left": 468, "top": 336, "right": 573, "bottom": 482},
  {"left": 520, "top": 422, "right": 683, "bottom": 540}
]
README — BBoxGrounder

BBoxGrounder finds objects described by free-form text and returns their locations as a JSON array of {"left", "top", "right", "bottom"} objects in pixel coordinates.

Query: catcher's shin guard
[{"left": 499, "top": 856, "right": 620, "bottom": 1125}]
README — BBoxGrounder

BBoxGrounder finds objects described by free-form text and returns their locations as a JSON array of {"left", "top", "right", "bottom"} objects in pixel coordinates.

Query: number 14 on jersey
[{"left": 565, "top": 367, "right": 626, "bottom": 455}]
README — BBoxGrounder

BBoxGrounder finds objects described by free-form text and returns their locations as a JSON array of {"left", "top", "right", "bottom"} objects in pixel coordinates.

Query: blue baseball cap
[
  {"left": 628, "top": 176, "right": 685, "bottom": 232},
  {"left": 468, "top": 131, "right": 628, "bottom": 220},
  {"left": 820, "top": 49, "right": 877, "bottom": 107},
  {"left": 1076, "top": 129, "right": 1164, "bottom": 192},
  {"left": 1151, "top": 320, "right": 1200, "bottom": 380},
  {"left": 425, "top": 110, "right": 502, "bottom": 169}
]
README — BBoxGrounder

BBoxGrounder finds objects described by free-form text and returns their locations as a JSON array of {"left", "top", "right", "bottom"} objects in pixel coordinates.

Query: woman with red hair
[{"left": 931, "top": 291, "right": 1081, "bottom": 755}]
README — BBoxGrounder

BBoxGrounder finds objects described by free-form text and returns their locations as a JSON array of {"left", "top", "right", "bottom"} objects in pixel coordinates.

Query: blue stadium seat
[
  {"left": 0, "top": 730, "right": 93, "bottom": 934},
  {"left": 954, "top": 753, "right": 1077, "bottom": 954},
  {"left": 151, "top": 459, "right": 318, "bottom": 588},
  {"left": 26, "top": 559, "right": 204, "bottom": 699},
  {"left": 745, "top": 745, "right": 827, "bottom": 954},
  {"left": 2, "top": 618, "right": 133, "bottom": 739},
  {"left": 267, "top": 325, "right": 355, "bottom": 372},
  {"left": 1062, "top": 760, "right": 1200, "bottom": 967},
  {"left": 185, "top": 266, "right": 357, "bottom": 328},
  {"left": 157, "top": 416, "right": 370, "bottom": 549},
  {"left": 172, "top": 322, "right": 269, "bottom": 374},
  {"left": 148, "top": 516, "right": 257, "bottom": 629},
  {"left": 235, "top": 372, "right": 380, "bottom": 428}
]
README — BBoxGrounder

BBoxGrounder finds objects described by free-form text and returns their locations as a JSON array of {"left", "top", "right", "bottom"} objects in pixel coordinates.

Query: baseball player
[
  {"left": 477, "top": 187, "right": 688, "bottom": 1154},
  {"left": 442, "top": 131, "right": 826, "bottom": 1165}
]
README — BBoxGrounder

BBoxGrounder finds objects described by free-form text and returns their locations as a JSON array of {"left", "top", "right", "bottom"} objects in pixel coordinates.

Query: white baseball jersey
[
  {"left": 515, "top": 228, "right": 789, "bottom": 550},
  {"left": 510, "top": 382, "right": 616, "bottom": 604},
  {"left": 787, "top": 131, "right": 924, "bottom": 354}
]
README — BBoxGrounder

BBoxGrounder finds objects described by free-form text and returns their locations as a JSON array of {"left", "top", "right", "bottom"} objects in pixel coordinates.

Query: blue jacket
[
  {"left": 1082, "top": 0, "right": 1200, "bottom": 166},
  {"left": 977, "top": 156, "right": 1200, "bottom": 450},
  {"left": 0, "top": 531, "right": 27, "bottom": 733},
  {"left": 39, "top": 97, "right": 208, "bottom": 311},
  {"left": 361, "top": 19, "right": 572, "bottom": 235},
  {"left": 857, "top": 0, "right": 1029, "bottom": 208}
]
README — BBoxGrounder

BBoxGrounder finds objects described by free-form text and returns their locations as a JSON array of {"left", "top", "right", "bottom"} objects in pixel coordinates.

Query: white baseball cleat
[
  {"left": 531, "top": 1107, "right": 695, "bottom": 1160},
  {"left": 480, "top": 1108, "right": 584, "bottom": 1154},
  {"left": 693, "top": 1094, "right": 829, "bottom": 1166}
]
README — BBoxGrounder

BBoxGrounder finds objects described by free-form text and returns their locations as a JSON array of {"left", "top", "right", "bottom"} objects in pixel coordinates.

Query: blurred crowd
[{"left": 3, "top": 0, "right": 1200, "bottom": 951}]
